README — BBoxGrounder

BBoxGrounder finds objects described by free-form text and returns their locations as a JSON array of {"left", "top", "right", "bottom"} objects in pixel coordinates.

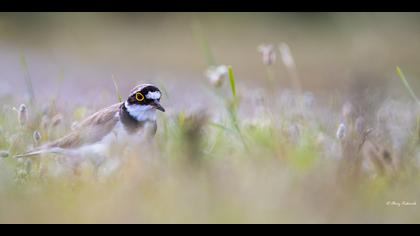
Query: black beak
[{"left": 151, "top": 101, "right": 165, "bottom": 112}]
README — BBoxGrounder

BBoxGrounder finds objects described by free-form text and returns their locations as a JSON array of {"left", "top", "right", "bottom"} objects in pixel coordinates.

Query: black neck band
[{"left": 119, "top": 103, "right": 144, "bottom": 134}]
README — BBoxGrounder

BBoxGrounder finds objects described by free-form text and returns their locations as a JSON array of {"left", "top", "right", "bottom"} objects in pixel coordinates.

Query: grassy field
[{"left": 0, "top": 13, "right": 420, "bottom": 223}]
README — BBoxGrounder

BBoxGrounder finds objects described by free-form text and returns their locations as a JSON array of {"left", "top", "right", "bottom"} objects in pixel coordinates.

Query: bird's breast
[{"left": 108, "top": 120, "right": 154, "bottom": 146}]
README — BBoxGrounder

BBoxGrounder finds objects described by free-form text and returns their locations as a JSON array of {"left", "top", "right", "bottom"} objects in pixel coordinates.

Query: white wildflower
[{"left": 206, "top": 65, "right": 228, "bottom": 88}]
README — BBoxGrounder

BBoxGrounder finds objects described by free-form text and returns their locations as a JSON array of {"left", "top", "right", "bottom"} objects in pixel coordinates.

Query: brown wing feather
[{"left": 46, "top": 103, "right": 123, "bottom": 149}]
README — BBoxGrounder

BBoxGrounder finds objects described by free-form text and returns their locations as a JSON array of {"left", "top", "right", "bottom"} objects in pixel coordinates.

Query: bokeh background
[{"left": 1, "top": 12, "right": 420, "bottom": 110}]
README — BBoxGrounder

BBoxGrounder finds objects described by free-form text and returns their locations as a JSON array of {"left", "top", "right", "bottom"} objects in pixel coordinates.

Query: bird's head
[{"left": 124, "top": 84, "right": 165, "bottom": 122}]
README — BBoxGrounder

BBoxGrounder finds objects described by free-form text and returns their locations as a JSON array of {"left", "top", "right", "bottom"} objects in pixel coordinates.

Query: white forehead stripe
[{"left": 146, "top": 91, "right": 161, "bottom": 100}]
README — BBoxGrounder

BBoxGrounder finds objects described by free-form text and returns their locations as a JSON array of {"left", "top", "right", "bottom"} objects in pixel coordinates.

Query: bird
[{"left": 15, "top": 84, "right": 165, "bottom": 159}]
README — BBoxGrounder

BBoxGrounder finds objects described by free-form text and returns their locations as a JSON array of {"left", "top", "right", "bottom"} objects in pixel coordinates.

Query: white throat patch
[
  {"left": 145, "top": 91, "right": 161, "bottom": 100},
  {"left": 125, "top": 102, "right": 157, "bottom": 122}
]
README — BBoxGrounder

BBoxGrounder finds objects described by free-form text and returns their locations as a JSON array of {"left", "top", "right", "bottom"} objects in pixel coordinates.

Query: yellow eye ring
[{"left": 135, "top": 93, "right": 145, "bottom": 102}]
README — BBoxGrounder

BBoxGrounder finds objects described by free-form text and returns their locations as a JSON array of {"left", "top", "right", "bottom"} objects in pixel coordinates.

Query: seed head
[
  {"left": 18, "top": 104, "right": 28, "bottom": 127},
  {"left": 206, "top": 65, "right": 228, "bottom": 88},
  {"left": 336, "top": 123, "right": 346, "bottom": 140},
  {"left": 258, "top": 44, "right": 276, "bottom": 65},
  {"left": 51, "top": 114, "right": 63, "bottom": 128},
  {"left": 278, "top": 42, "right": 295, "bottom": 68},
  {"left": 33, "top": 130, "right": 41, "bottom": 145}
]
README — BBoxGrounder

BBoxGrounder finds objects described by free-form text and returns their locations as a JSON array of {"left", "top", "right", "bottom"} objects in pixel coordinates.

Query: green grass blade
[
  {"left": 396, "top": 66, "right": 420, "bottom": 106},
  {"left": 191, "top": 20, "right": 216, "bottom": 66},
  {"left": 228, "top": 66, "right": 236, "bottom": 98}
]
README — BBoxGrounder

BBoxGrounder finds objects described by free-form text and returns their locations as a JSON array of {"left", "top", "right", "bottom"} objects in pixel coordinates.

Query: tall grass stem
[
  {"left": 192, "top": 21, "right": 216, "bottom": 66},
  {"left": 19, "top": 51, "right": 35, "bottom": 104},
  {"left": 396, "top": 66, "right": 420, "bottom": 106},
  {"left": 112, "top": 74, "right": 123, "bottom": 103}
]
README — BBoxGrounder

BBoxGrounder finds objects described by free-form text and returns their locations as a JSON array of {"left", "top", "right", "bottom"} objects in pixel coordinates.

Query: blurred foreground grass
[{"left": 0, "top": 74, "right": 419, "bottom": 223}]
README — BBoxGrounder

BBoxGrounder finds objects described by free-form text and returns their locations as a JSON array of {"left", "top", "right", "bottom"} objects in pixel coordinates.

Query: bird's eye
[{"left": 135, "top": 93, "right": 145, "bottom": 102}]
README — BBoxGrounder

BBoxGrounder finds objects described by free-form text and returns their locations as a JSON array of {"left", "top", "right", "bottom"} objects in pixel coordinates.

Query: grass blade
[
  {"left": 19, "top": 51, "right": 35, "bottom": 104},
  {"left": 228, "top": 66, "right": 236, "bottom": 98},
  {"left": 191, "top": 20, "right": 216, "bottom": 66},
  {"left": 112, "top": 74, "right": 122, "bottom": 103},
  {"left": 396, "top": 66, "right": 420, "bottom": 106}
]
